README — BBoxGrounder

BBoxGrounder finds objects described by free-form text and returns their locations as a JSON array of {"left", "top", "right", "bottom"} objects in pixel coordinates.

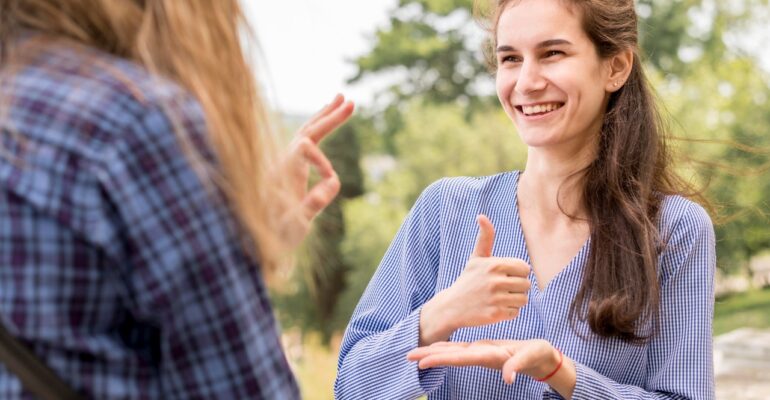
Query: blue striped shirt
[
  {"left": 336, "top": 171, "right": 715, "bottom": 399},
  {"left": 0, "top": 39, "right": 298, "bottom": 399}
]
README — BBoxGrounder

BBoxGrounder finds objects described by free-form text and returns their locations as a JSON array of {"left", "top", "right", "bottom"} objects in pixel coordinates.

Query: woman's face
[{"left": 495, "top": 0, "right": 611, "bottom": 151}]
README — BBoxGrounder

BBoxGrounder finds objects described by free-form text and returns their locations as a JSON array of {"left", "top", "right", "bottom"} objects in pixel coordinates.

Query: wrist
[
  {"left": 544, "top": 352, "right": 576, "bottom": 400},
  {"left": 419, "top": 291, "right": 457, "bottom": 345},
  {"left": 535, "top": 347, "right": 563, "bottom": 382}
]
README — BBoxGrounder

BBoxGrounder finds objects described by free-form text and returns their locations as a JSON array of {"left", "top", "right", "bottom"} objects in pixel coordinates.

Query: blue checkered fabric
[{"left": 336, "top": 171, "right": 715, "bottom": 399}]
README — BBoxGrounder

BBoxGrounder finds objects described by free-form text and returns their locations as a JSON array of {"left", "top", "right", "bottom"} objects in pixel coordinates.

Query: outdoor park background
[{"left": 250, "top": 0, "right": 770, "bottom": 398}]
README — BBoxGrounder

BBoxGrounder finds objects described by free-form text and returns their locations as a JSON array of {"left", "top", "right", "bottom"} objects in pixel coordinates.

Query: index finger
[
  {"left": 304, "top": 94, "right": 344, "bottom": 128},
  {"left": 417, "top": 351, "right": 492, "bottom": 370},
  {"left": 488, "top": 257, "right": 531, "bottom": 277},
  {"left": 407, "top": 342, "right": 470, "bottom": 360},
  {"left": 302, "top": 100, "right": 355, "bottom": 143}
]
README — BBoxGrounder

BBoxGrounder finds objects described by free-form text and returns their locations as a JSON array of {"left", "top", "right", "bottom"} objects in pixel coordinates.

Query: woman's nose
[{"left": 515, "top": 60, "right": 547, "bottom": 95}]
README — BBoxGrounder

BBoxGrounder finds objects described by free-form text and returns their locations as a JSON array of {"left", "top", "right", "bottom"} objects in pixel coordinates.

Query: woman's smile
[{"left": 515, "top": 101, "right": 566, "bottom": 121}]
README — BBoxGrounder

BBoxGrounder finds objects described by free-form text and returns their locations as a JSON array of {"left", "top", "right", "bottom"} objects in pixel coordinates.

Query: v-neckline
[{"left": 510, "top": 171, "right": 590, "bottom": 295}]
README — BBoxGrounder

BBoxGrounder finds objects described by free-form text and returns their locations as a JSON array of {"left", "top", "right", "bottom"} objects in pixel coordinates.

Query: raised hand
[
  {"left": 278, "top": 94, "right": 354, "bottom": 249},
  {"left": 418, "top": 215, "right": 532, "bottom": 345}
]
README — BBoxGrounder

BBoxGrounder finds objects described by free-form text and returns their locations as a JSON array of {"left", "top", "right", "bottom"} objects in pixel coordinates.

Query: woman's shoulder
[
  {"left": 406, "top": 171, "right": 521, "bottom": 224},
  {"left": 425, "top": 171, "right": 520, "bottom": 202},
  {"left": 658, "top": 194, "right": 713, "bottom": 235},
  {"left": 8, "top": 39, "right": 210, "bottom": 171},
  {"left": 11, "top": 39, "right": 200, "bottom": 138},
  {"left": 657, "top": 195, "right": 715, "bottom": 279}
]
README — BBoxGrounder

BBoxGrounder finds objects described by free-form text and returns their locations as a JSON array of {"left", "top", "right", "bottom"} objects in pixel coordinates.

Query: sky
[{"left": 243, "top": 0, "right": 397, "bottom": 116}]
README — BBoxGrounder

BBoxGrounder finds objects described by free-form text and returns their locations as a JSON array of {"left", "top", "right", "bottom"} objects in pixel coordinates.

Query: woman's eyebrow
[{"left": 496, "top": 39, "right": 573, "bottom": 53}]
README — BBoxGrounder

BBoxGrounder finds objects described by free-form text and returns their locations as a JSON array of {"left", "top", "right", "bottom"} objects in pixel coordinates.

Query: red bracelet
[{"left": 534, "top": 349, "right": 564, "bottom": 382}]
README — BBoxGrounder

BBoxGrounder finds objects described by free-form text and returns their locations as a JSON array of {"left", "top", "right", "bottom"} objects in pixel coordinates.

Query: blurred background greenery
[{"left": 266, "top": 0, "right": 770, "bottom": 398}]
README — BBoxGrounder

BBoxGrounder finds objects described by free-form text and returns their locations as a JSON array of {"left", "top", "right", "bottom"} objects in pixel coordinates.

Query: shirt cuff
[
  {"left": 410, "top": 306, "right": 447, "bottom": 393},
  {"left": 571, "top": 361, "right": 621, "bottom": 400}
]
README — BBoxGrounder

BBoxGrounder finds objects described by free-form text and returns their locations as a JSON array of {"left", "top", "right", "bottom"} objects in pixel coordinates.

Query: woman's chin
[{"left": 517, "top": 134, "right": 562, "bottom": 149}]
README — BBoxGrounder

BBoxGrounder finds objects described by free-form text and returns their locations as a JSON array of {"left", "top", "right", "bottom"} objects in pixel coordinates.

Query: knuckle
[
  {"left": 297, "top": 136, "right": 313, "bottom": 149},
  {"left": 485, "top": 281, "right": 499, "bottom": 293},
  {"left": 466, "top": 259, "right": 482, "bottom": 271},
  {"left": 484, "top": 263, "right": 496, "bottom": 274},
  {"left": 486, "top": 262, "right": 501, "bottom": 274},
  {"left": 489, "top": 278, "right": 505, "bottom": 292},
  {"left": 489, "top": 308, "right": 505, "bottom": 321}
]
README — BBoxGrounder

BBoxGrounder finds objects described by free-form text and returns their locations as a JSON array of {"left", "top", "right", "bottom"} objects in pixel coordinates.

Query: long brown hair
[
  {"left": 476, "top": 0, "right": 705, "bottom": 343},
  {"left": 0, "top": 0, "right": 289, "bottom": 273}
]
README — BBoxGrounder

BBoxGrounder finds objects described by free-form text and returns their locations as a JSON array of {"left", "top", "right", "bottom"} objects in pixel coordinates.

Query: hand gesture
[
  {"left": 406, "top": 339, "right": 564, "bottom": 385},
  {"left": 278, "top": 94, "right": 354, "bottom": 249},
  {"left": 419, "top": 215, "right": 531, "bottom": 345}
]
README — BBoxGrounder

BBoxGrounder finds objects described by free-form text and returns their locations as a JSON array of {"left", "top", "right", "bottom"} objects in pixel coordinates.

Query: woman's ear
[{"left": 605, "top": 48, "right": 634, "bottom": 92}]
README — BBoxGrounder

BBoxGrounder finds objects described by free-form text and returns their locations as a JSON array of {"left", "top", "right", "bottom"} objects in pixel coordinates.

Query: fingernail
[{"left": 509, "top": 371, "right": 517, "bottom": 384}]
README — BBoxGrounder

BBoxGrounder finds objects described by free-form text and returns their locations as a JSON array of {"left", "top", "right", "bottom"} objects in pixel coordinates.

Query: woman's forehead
[{"left": 495, "top": 0, "right": 585, "bottom": 47}]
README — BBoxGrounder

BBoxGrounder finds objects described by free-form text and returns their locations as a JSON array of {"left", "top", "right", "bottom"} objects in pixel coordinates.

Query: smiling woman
[{"left": 335, "top": 0, "right": 716, "bottom": 399}]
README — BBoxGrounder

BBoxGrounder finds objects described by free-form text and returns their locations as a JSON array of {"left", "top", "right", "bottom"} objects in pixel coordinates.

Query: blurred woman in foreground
[{"left": 0, "top": 0, "right": 352, "bottom": 398}]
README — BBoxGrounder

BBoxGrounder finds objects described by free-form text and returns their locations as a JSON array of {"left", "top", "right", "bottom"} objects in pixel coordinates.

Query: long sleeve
[
  {"left": 101, "top": 97, "right": 299, "bottom": 399},
  {"left": 335, "top": 181, "right": 447, "bottom": 399},
  {"left": 571, "top": 202, "right": 716, "bottom": 400}
]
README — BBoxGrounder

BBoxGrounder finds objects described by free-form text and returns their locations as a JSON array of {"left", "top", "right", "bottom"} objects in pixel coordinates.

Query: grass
[
  {"left": 291, "top": 334, "right": 338, "bottom": 400},
  {"left": 714, "top": 287, "right": 770, "bottom": 336}
]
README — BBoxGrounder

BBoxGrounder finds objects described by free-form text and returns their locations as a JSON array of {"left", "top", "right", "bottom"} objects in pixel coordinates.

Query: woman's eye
[
  {"left": 501, "top": 55, "right": 522, "bottom": 64},
  {"left": 545, "top": 50, "right": 564, "bottom": 58}
]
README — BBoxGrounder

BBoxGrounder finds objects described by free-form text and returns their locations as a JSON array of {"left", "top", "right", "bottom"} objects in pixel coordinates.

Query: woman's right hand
[
  {"left": 419, "top": 215, "right": 532, "bottom": 345},
  {"left": 277, "top": 94, "right": 354, "bottom": 250}
]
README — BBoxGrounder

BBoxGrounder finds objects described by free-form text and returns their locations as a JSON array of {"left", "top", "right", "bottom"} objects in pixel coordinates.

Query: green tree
[
  {"left": 350, "top": 0, "right": 484, "bottom": 106},
  {"left": 347, "top": 0, "right": 770, "bottom": 276},
  {"left": 656, "top": 51, "right": 770, "bottom": 276},
  {"left": 351, "top": 0, "right": 770, "bottom": 110}
]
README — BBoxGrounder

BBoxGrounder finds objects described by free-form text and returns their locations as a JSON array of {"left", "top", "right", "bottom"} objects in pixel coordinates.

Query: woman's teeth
[{"left": 522, "top": 103, "right": 563, "bottom": 116}]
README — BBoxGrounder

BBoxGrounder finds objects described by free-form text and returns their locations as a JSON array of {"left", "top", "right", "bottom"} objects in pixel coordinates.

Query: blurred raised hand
[{"left": 278, "top": 94, "right": 354, "bottom": 249}]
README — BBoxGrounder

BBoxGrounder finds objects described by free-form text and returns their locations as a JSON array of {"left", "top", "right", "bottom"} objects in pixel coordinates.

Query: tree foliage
[{"left": 276, "top": 0, "right": 770, "bottom": 340}]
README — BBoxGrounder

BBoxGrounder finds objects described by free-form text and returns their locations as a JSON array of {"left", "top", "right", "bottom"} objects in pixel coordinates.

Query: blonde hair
[{"left": 0, "top": 0, "right": 289, "bottom": 273}]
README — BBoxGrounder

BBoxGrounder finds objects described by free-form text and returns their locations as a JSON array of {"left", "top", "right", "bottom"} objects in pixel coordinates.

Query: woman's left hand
[{"left": 407, "top": 339, "right": 572, "bottom": 389}]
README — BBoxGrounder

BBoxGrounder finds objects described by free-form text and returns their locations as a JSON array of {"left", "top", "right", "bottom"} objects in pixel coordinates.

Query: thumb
[
  {"left": 471, "top": 214, "right": 495, "bottom": 258},
  {"left": 501, "top": 355, "right": 519, "bottom": 385}
]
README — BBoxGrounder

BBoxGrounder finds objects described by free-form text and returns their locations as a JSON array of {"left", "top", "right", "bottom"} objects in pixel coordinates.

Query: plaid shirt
[{"left": 0, "top": 40, "right": 299, "bottom": 399}]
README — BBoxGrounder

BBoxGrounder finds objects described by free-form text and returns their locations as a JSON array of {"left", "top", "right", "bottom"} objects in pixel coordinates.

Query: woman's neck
[{"left": 518, "top": 142, "right": 596, "bottom": 221}]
